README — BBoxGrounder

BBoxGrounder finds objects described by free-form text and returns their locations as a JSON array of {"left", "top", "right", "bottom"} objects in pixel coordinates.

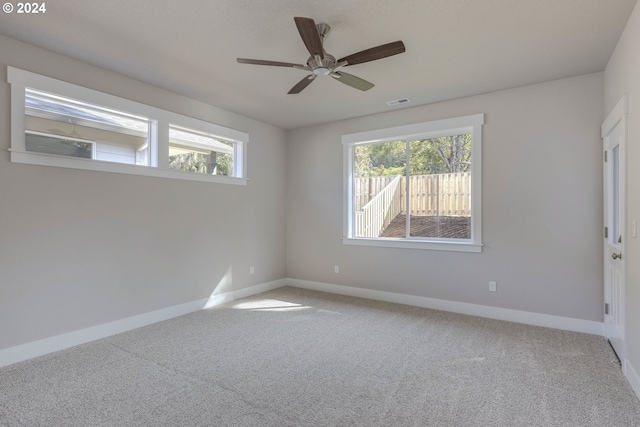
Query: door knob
[{"left": 612, "top": 252, "right": 622, "bottom": 260}]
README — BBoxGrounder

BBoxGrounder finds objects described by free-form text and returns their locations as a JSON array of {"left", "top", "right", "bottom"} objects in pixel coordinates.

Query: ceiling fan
[{"left": 237, "top": 17, "right": 406, "bottom": 94}]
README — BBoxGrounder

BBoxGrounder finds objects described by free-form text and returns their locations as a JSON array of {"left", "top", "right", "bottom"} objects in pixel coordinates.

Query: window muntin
[
  {"left": 343, "top": 114, "right": 483, "bottom": 252},
  {"left": 8, "top": 67, "right": 247, "bottom": 186},
  {"left": 169, "top": 125, "right": 234, "bottom": 176}
]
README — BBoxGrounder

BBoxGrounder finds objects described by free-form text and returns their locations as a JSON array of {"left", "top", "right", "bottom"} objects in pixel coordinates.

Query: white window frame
[
  {"left": 8, "top": 67, "right": 248, "bottom": 185},
  {"left": 342, "top": 114, "right": 483, "bottom": 253}
]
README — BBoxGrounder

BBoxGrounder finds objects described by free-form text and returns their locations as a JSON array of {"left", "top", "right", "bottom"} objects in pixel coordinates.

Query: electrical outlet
[
  {"left": 334, "top": 265, "right": 339, "bottom": 274},
  {"left": 489, "top": 281, "right": 497, "bottom": 292},
  {"left": 249, "top": 266, "right": 255, "bottom": 275}
]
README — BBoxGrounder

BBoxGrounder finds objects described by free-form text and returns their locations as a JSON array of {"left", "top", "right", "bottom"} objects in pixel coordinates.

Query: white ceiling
[{"left": 0, "top": 0, "right": 636, "bottom": 130}]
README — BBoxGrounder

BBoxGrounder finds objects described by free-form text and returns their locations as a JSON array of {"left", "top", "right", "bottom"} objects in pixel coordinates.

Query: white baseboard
[
  {"left": 626, "top": 359, "right": 640, "bottom": 401},
  {"left": 285, "top": 278, "right": 605, "bottom": 336},
  {"left": 0, "top": 279, "right": 286, "bottom": 368}
]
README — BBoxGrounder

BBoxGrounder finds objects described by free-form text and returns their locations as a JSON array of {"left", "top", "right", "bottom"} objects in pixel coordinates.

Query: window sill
[
  {"left": 10, "top": 150, "right": 248, "bottom": 186},
  {"left": 342, "top": 237, "right": 483, "bottom": 253}
]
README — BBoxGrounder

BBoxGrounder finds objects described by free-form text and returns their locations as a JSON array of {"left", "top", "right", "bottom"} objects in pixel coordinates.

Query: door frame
[{"left": 602, "top": 94, "right": 628, "bottom": 369}]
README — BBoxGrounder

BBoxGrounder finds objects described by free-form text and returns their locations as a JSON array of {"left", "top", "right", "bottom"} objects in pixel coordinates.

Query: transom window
[
  {"left": 8, "top": 67, "right": 247, "bottom": 185},
  {"left": 343, "top": 114, "right": 483, "bottom": 252},
  {"left": 25, "top": 89, "right": 152, "bottom": 165},
  {"left": 169, "top": 125, "right": 234, "bottom": 176}
]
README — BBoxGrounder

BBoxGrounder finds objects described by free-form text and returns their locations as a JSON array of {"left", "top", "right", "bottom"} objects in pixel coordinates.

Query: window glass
[
  {"left": 169, "top": 125, "right": 235, "bottom": 176},
  {"left": 353, "top": 141, "right": 404, "bottom": 238},
  {"left": 408, "top": 135, "right": 471, "bottom": 239},
  {"left": 353, "top": 135, "right": 471, "bottom": 240},
  {"left": 25, "top": 132, "right": 94, "bottom": 159},
  {"left": 25, "top": 89, "right": 151, "bottom": 165}
]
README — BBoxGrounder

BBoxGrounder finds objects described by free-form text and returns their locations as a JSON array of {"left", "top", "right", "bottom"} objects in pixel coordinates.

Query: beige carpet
[{"left": 1, "top": 286, "right": 639, "bottom": 426}]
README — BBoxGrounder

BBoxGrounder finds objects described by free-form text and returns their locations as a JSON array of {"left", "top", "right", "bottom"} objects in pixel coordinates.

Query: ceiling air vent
[{"left": 386, "top": 98, "right": 410, "bottom": 106}]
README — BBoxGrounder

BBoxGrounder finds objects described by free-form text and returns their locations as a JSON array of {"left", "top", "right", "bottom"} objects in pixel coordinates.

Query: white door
[{"left": 602, "top": 99, "right": 627, "bottom": 364}]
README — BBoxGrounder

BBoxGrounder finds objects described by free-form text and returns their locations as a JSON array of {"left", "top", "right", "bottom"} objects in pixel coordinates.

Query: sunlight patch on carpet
[{"left": 232, "top": 299, "right": 312, "bottom": 312}]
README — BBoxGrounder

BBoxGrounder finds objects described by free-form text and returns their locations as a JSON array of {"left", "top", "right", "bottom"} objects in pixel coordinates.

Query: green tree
[
  {"left": 430, "top": 134, "right": 471, "bottom": 173},
  {"left": 368, "top": 140, "right": 406, "bottom": 176},
  {"left": 168, "top": 151, "right": 232, "bottom": 176},
  {"left": 169, "top": 152, "right": 209, "bottom": 173},
  {"left": 355, "top": 134, "right": 471, "bottom": 177},
  {"left": 409, "top": 134, "right": 470, "bottom": 174},
  {"left": 354, "top": 144, "right": 373, "bottom": 177}
]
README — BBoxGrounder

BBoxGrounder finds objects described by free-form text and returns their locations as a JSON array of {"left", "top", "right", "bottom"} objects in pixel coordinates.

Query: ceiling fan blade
[
  {"left": 338, "top": 41, "right": 406, "bottom": 66},
  {"left": 294, "top": 17, "right": 324, "bottom": 59},
  {"left": 288, "top": 75, "right": 317, "bottom": 94},
  {"left": 331, "top": 72, "right": 374, "bottom": 91},
  {"left": 237, "top": 58, "right": 306, "bottom": 68}
]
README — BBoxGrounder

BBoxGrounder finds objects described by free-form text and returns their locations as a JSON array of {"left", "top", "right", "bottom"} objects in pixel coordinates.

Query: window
[
  {"left": 25, "top": 88, "right": 152, "bottom": 165},
  {"left": 8, "top": 67, "right": 247, "bottom": 185},
  {"left": 343, "top": 114, "right": 483, "bottom": 252},
  {"left": 169, "top": 125, "right": 234, "bottom": 176}
]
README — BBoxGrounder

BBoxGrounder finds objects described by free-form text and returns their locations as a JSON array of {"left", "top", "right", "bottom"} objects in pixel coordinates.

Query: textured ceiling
[{"left": 0, "top": 0, "right": 636, "bottom": 130}]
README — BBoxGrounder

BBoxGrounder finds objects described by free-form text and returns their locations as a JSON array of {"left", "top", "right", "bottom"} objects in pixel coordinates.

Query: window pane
[
  {"left": 408, "top": 135, "right": 471, "bottom": 239},
  {"left": 25, "top": 132, "right": 93, "bottom": 159},
  {"left": 353, "top": 142, "right": 405, "bottom": 238},
  {"left": 169, "top": 125, "right": 234, "bottom": 176},
  {"left": 25, "top": 89, "right": 152, "bottom": 165}
]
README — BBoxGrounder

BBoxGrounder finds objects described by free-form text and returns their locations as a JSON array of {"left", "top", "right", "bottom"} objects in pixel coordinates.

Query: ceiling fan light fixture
[{"left": 313, "top": 67, "right": 331, "bottom": 76}]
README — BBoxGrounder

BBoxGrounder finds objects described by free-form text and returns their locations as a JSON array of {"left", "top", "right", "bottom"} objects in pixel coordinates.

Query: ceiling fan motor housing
[{"left": 308, "top": 53, "right": 336, "bottom": 75}]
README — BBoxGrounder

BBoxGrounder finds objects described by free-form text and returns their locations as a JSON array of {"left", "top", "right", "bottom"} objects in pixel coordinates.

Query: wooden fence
[
  {"left": 354, "top": 172, "right": 471, "bottom": 218},
  {"left": 354, "top": 175, "right": 397, "bottom": 212},
  {"left": 355, "top": 176, "right": 402, "bottom": 237},
  {"left": 402, "top": 172, "right": 471, "bottom": 217}
]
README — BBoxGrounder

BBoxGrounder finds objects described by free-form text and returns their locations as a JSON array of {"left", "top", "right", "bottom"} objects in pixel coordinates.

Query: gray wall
[
  {"left": 0, "top": 35, "right": 287, "bottom": 350},
  {"left": 286, "top": 72, "right": 604, "bottom": 322},
  {"left": 604, "top": 0, "right": 640, "bottom": 387}
]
